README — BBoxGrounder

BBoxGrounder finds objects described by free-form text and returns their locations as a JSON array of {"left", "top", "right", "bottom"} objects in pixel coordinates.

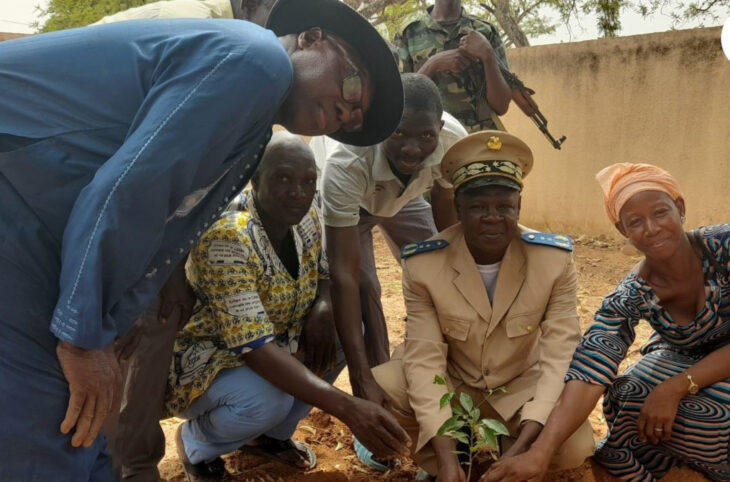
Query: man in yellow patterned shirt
[{"left": 165, "top": 132, "right": 410, "bottom": 481}]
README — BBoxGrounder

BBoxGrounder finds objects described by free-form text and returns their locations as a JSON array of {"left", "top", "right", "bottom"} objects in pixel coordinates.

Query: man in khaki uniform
[{"left": 373, "top": 131, "right": 594, "bottom": 481}]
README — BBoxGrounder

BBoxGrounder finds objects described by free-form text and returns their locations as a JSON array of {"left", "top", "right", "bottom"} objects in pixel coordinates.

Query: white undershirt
[{"left": 476, "top": 262, "right": 501, "bottom": 302}]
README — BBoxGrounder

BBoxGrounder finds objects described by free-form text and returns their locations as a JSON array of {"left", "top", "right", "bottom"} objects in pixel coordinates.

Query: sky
[{"left": 0, "top": 0, "right": 725, "bottom": 44}]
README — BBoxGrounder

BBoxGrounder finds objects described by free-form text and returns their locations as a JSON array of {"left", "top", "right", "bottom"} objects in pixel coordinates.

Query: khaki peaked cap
[{"left": 441, "top": 130, "right": 534, "bottom": 192}]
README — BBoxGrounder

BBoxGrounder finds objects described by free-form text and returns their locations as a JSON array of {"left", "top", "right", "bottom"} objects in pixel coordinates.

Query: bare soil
[{"left": 158, "top": 230, "right": 707, "bottom": 481}]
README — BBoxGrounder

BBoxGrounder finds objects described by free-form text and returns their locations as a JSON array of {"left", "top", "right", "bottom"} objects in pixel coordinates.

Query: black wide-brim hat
[{"left": 266, "top": 0, "right": 403, "bottom": 146}]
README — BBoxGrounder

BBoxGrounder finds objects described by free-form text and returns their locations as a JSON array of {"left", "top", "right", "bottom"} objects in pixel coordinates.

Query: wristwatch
[{"left": 686, "top": 372, "right": 699, "bottom": 395}]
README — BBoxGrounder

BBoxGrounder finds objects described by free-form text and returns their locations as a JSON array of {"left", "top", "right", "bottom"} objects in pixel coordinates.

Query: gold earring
[{"left": 681, "top": 215, "right": 686, "bottom": 224}]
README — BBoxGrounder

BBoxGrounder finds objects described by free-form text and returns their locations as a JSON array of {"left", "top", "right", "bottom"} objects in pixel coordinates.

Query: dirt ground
[{"left": 158, "top": 230, "right": 707, "bottom": 481}]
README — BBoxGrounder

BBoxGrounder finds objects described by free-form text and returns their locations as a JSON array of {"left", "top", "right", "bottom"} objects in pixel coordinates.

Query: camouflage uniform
[{"left": 395, "top": 7, "right": 509, "bottom": 132}]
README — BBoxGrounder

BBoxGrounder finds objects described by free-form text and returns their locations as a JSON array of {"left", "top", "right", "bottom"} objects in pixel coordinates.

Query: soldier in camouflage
[{"left": 395, "top": 0, "right": 512, "bottom": 132}]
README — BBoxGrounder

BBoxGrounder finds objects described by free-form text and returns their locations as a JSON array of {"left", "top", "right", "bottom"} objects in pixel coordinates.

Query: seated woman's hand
[
  {"left": 638, "top": 377, "right": 685, "bottom": 444},
  {"left": 480, "top": 447, "right": 550, "bottom": 482}
]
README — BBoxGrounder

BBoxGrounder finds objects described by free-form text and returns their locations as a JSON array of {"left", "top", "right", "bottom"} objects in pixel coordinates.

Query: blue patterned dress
[{"left": 566, "top": 224, "right": 730, "bottom": 481}]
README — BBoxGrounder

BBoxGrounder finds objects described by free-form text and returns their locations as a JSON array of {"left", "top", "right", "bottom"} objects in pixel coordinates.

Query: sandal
[
  {"left": 240, "top": 435, "right": 317, "bottom": 470},
  {"left": 353, "top": 437, "right": 400, "bottom": 473}
]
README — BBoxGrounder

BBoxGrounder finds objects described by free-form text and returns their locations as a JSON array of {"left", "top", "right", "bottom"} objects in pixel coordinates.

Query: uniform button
[
  {"left": 179, "top": 248, "right": 185, "bottom": 254},
  {"left": 526, "top": 325, "right": 533, "bottom": 332},
  {"left": 165, "top": 259, "right": 171, "bottom": 265},
  {"left": 239, "top": 174, "right": 245, "bottom": 179},
  {"left": 196, "top": 231, "right": 201, "bottom": 236}
]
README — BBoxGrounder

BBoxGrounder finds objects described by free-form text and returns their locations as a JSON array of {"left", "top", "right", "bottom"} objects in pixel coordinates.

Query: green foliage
[
  {"left": 36, "top": 0, "right": 157, "bottom": 32},
  {"left": 550, "top": 0, "right": 626, "bottom": 38},
  {"left": 635, "top": 0, "right": 730, "bottom": 26},
  {"left": 434, "top": 374, "right": 510, "bottom": 480},
  {"left": 592, "top": 0, "right": 624, "bottom": 37}
]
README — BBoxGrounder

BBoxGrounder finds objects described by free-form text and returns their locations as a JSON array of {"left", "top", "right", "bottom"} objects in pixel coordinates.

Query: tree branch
[
  {"left": 478, "top": 2, "right": 497, "bottom": 15},
  {"left": 517, "top": 0, "right": 548, "bottom": 21},
  {"left": 692, "top": 0, "right": 724, "bottom": 13}
]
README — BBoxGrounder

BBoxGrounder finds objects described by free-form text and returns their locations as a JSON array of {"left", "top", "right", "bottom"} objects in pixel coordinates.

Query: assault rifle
[{"left": 498, "top": 67, "right": 566, "bottom": 150}]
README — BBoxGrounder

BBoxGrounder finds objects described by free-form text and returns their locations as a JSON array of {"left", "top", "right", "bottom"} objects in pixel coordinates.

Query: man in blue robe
[{"left": 0, "top": 0, "right": 406, "bottom": 479}]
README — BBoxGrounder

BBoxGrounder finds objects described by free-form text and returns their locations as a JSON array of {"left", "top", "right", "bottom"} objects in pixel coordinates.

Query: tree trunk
[{"left": 489, "top": 0, "right": 530, "bottom": 47}]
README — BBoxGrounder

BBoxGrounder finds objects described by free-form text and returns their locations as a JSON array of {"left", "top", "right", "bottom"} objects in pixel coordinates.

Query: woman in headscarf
[{"left": 483, "top": 163, "right": 730, "bottom": 482}]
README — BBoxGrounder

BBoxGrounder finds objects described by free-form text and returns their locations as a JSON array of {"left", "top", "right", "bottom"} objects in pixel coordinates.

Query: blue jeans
[{"left": 179, "top": 349, "right": 345, "bottom": 464}]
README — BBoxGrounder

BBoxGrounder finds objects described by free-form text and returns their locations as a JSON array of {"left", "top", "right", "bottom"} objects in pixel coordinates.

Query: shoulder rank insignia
[
  {"left": 521, "top": 232, "right": 574, "bottom": 252},
  {"left": 400, "top": 239, "right": 449, "bottom": 259}
]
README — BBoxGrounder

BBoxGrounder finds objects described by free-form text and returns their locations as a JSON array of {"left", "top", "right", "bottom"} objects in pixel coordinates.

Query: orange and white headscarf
[{"left": 595, "top": 163, "right": 683, "bottom": 224}]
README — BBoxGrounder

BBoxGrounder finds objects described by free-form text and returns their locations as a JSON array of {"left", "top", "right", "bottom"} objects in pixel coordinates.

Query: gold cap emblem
[{"left": 487, "top": 136, "right": 502, "bottom": 151}]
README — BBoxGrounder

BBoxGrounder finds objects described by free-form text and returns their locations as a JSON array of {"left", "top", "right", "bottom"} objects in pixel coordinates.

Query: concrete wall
[
  {"left": 0, "top": 33, "right": 28, "bottom": 41},
  {"left": 501, "top": 27, "right": 729, "bottom": 236}
]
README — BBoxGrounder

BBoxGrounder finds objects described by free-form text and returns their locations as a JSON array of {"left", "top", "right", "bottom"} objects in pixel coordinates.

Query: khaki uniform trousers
[{"left": 373, "top": 356, "right": 595, "bottom": 476}]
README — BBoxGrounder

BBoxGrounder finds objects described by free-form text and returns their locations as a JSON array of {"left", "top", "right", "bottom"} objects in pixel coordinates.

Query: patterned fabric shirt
[
  {"left": 395, "top": 7, "right": 509, "bottom": 132},
  {"left": 165, "top": 192, "right": 328, "bottom": 416},
  {"left": 566, "top": 224, "right": 730, "bottom": 387}
]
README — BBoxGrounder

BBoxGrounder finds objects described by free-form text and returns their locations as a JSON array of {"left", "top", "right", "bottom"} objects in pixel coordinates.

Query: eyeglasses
[
  {"left": 342, "top": 72, "right": 362, "bottom": 105},
  {"left": 340, "top": 73, "right": 364, "bottom": 132},
  {"left": 327, "top": 34, "right": 366, "bottom": 133}
]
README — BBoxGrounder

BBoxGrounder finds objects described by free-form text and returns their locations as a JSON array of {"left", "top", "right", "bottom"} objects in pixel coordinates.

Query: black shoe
[{"left": 175, "top": 424, "right": 227, "bottom": 481}]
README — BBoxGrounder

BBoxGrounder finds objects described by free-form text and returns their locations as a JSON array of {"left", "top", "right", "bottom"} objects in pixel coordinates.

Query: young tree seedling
[{"left": 434, "top": 374, "right": 509, "bottom": 481}]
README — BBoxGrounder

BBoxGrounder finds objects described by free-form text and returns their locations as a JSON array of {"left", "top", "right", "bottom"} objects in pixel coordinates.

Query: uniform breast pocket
[
  {"left": 504, "top": 310, "right": 542, "bottom": 338},
  {"left": 439, "top": 316, "right": 471, "bottom": 342}
]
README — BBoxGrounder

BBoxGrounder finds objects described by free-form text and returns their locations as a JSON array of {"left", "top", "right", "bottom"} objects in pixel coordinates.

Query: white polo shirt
[
  {"left": 93, "top": 0, "right": 233, "bottom": 23},
  {"left": 320, "top": 111, "right": 467, "bottom": 228}
]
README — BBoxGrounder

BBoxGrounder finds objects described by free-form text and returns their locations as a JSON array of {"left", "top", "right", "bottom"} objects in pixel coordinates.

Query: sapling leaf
[
  {"left": 437, "top": 415, "right": 464, "bottom": 436},
  {"left": 451, "top": 431, "right": 470, "bottom": 445},
  {"left": 452, "top": 404, "right": 466, "bottom": 416},
  {"left": 459, "top": 392, "right": 474, "bottom": 412},
  {"left": 481, "top": 428, "right": 499, "bottom": 450},
  {"left": 440, "top": 392, "right": 454, "bottom": 409},
  {"left": 481, "top": 418, "right": 510, "bottom": 436},
  {"left": 434, "top": 375, "right": 447, "bottom": 385},
  {"left": 477, "top": 426, "right": 491, "bottom": 448},
  {"left": 470, "top": 408, "right": 481, "bottom": 426}
]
